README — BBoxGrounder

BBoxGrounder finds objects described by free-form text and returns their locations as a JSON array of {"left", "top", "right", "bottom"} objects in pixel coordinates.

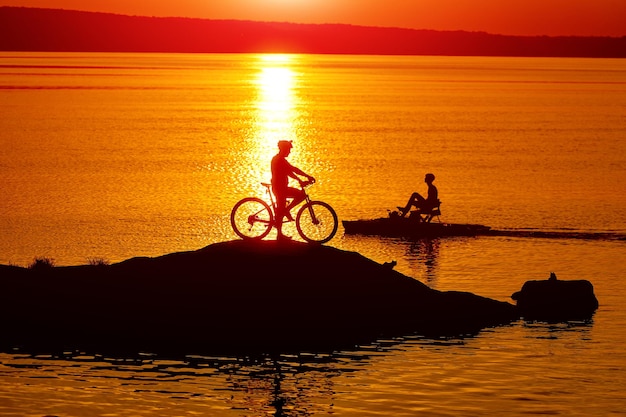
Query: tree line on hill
[{"left": 1, "top": 7, "right": 625, "bottom": 57}]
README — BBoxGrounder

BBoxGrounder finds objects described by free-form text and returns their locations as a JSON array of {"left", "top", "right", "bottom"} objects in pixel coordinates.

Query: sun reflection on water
[{"left": 244, "top": 54, "right": 301, "bottom": 191}]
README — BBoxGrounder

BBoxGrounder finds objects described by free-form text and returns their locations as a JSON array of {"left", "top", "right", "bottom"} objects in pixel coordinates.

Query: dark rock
[
  {"left": 511, "top": 273, "right": 599, "bottom": 321},
  {"left": 1, "top": 240, "right": 518, "bottom": 356}
]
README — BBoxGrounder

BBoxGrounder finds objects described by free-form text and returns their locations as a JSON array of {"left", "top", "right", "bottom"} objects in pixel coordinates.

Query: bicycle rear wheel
[
  {"left": 296, "top": 201, "right": 338, "bottom": 244},
  {"left": 231, "top": 197, "right": 273, "bottom": 240}
]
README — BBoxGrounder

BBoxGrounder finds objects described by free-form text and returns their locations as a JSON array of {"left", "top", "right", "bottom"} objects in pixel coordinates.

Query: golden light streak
[{"left": 249, "top": 54, "right": 300, "bottom": 184}]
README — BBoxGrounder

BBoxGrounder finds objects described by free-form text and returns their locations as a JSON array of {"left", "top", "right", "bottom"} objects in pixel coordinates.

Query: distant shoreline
[{"left": 2, "top": 7, "right": 625, "bottom": 58}]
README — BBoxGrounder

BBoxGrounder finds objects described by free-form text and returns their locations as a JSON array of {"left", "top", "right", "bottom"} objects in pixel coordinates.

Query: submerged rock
[
  {"left": 511, "top": 272, "right": 599, "bottom": 321},
  {"left": 2, "top": 240, "right": 519, "bottom": 355}
]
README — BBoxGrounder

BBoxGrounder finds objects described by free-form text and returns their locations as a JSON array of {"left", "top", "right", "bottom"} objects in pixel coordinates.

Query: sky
[{"left": 1, "top": 0, "right": 625, "bottom": 37}]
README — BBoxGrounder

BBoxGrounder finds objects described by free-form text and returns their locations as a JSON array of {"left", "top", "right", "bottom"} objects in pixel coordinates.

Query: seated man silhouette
[
  {"left": 271, "top": 140, "right": 315, "bottom": 240},
  {"left": 398, "top": 173, "right": 438, "bottom": 218}
]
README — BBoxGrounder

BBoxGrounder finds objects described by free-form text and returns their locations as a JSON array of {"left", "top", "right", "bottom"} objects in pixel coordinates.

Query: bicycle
[{"left": 230, "top": 180, "right": 338, "bottom": 244}]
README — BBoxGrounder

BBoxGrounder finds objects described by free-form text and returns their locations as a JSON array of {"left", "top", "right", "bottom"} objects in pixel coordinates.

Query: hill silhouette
[
  {"left": 1, "top": 7, "right": 625, "bottom": 57},
  {"left": 1, "top": 240, "right": 598, "bottom": 356},
  {"left": 1, "top": 240, "right": 519, "bottom": 356}
]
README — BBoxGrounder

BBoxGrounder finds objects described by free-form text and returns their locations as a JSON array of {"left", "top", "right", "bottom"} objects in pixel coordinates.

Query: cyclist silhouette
[{"left": 271, "top": 140, "right": 315, "bottom": 240}]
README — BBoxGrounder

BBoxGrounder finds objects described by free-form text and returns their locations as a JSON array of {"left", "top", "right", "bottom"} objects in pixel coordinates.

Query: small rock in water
[{"left": 511, "top": 272, "right": 599, "bottom": 321}]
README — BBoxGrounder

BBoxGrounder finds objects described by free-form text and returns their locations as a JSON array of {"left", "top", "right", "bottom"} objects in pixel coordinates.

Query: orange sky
[{"left": 1, "top": 0, "right": 625, "bottom": 37}]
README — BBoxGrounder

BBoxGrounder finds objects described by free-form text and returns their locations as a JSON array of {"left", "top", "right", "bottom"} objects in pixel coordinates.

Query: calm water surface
[{"left": 1, "top": 53, "right": 625, "bottom": 416}]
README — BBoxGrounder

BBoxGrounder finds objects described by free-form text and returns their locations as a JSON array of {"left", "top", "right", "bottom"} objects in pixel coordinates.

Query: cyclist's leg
[
  {"left": 399, "top": 192, "right": 425, "bottom": 217},
  {"left": 273, "top": 190, "right": 288, "bottom": 238},
  {"left": 285, "top": 187, "right": 306, "bottom": 212}
]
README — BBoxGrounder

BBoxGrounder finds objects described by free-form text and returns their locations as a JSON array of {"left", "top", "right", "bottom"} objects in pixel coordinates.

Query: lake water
[{"left": 1, "top": 52, "right": 625, "bottom": 416}]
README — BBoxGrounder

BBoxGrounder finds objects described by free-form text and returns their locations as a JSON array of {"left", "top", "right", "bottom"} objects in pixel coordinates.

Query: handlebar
[{"left": 299, "top": 178, "right": 316, "bottom": 188}]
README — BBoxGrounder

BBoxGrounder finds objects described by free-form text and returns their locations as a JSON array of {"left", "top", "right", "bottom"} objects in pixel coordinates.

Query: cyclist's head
[
  {"left": 425, "top": 173, "right": 435, "bottom": 183},
  {"left": 278, "top": 140, "right": 293, "bottom": 151}
]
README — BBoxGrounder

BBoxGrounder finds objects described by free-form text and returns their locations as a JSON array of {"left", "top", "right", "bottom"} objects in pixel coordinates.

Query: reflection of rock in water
[
  {"left": 1, "top": 240, "right": 518, "bottom": 356},
  {"left": 408, "top": 238, "right": 440, "bottom": 285},
  {"left": 212, "top": 354, "right": 345, "bottom": 417}
]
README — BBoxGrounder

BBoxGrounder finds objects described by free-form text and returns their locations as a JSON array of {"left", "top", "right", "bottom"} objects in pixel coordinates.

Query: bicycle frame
[
  {"left": 261, "top": 181, "right": 315, "bottom": 225},
  {"left": 231, "top": 179, "right": 337, "bottom": 243}
]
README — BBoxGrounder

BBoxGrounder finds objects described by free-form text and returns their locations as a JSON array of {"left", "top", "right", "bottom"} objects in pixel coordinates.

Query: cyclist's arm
[{"left": 287, "top": 162, "right": 315, "bottom": 182}]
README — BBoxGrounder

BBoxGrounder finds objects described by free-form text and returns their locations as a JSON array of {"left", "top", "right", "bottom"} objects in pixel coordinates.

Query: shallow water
[{"left": 1, "top": 52, "right": 625, "bottom": 416}]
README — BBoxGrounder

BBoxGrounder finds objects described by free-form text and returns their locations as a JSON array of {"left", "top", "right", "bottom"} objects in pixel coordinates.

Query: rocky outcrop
[
  {"left": 511, "top": 272, "right": 599, "bottom": 321},
  {"left": 1, "top": 240, "right": 518, "bottom": 356}
]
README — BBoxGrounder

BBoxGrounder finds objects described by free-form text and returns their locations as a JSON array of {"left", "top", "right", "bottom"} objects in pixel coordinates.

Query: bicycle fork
[{"left": 303, "top": 195, "right": 320, "bottom": 225}]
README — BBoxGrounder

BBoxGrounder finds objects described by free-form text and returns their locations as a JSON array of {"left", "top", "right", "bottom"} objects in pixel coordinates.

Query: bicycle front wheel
[
  {"left": 296, "top": 201, "right": 338, "bottom": 244},
  {"left": 231, "top": 197, "right": 273, "bottom": 240}
]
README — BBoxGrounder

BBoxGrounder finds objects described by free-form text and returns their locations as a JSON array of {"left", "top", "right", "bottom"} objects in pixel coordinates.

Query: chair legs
[{"left": 402, "top": 204, "right": 442, "bottom": 223}]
